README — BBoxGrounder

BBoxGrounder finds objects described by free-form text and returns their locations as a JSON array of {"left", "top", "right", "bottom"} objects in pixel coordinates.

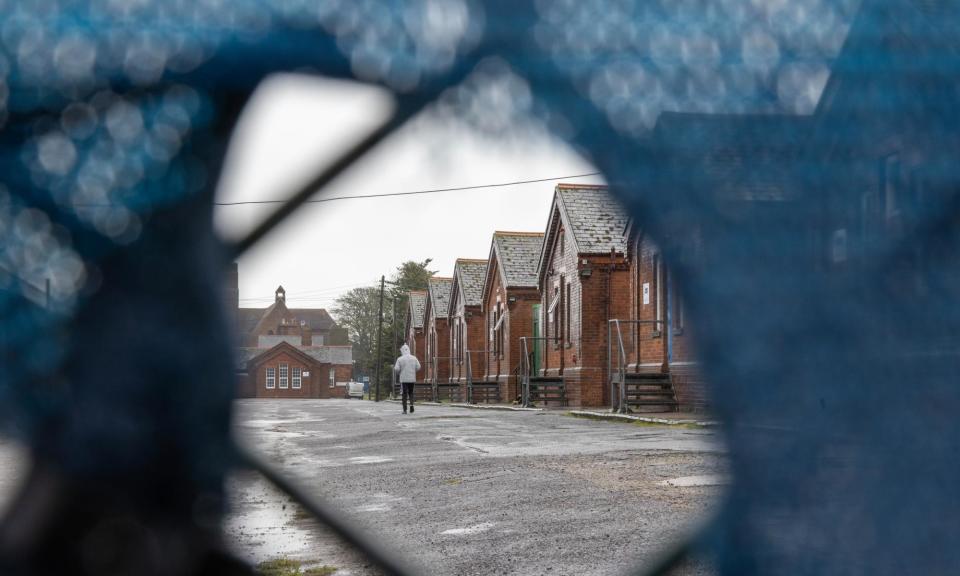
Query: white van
[{"left": 347, "top": 381, "right": 365, "bottom": 399}]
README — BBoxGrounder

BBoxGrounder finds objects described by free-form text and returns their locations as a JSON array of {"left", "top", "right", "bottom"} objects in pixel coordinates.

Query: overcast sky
[{"left": 214, "top": 74, "right": 605, "bottom": 310}]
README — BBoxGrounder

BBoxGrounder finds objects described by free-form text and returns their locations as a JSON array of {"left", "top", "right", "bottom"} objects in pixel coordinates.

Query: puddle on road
[
  {"left": 355, "top": 503, "right": 392, "bottom": 513},
  {"left": 225, "top": 472, "right": 314, "bottom": 563},
  {"left": 441, "top": 522, "right": 496, "bottom": 536},
  {"left": 348, "top": 456, "right": 393, "bottom": 465},
  {"left": 659, "top": 475, "right": 730, "bottom": 487}
]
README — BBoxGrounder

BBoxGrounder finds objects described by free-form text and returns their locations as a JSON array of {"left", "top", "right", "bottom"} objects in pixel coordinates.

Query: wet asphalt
[{"left": 227, "top": 399, "right": 727, "bottom": 576}]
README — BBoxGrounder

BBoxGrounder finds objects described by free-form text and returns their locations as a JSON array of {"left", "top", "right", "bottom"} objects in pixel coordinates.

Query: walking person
[{"left": 394, "top": 344, "right": 421, "bottom": 414}]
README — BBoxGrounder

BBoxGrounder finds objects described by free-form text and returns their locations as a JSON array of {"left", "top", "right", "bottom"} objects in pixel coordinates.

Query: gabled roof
[
  {"left": 238, "top": 301, "right": 336, "bottom": 336},
  {"left": 450, "top": 259, "right": 487, "bottom": 314},
  {"left": 652, "top": 112, "right": 810, "bottom": 203},
  {"left": 425, "top": 277, "right": 453, "bottom": 320},
  {"left": 537, "top": 184, "right": 629, "bottom": 285},
  {"left": 482, "top": 231, "right": 544, "bottom": 301},
  {"left": 406, "top": 291, "right": 426, "bottom": 330},
  {"left": 242, "top": 340, "right": 353, "bottom": 370}
]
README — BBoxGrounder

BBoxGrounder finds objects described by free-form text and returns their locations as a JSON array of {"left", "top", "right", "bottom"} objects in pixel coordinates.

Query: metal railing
[
  {"left": 608, "top": 319, "right": 666, "bottom": 414},
  {"left": 429, "top": 356, "right": 457, "bottom": 402},
  {"left": 519, "top": 337, "right": 552, "bottom": 408}
]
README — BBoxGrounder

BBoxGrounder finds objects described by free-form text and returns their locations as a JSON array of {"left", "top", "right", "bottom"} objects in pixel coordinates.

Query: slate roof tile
[
  {"left": 454, "top": 260, "right": 487, "bottom": 307},
  {"left": 493, "top": 232, "right": 544, "bottom": 288},
  {"left": 427, "top": 278, "right": 453, "bottom": 319}
]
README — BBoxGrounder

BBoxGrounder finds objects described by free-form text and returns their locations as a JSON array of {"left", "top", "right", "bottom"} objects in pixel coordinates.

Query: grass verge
[{"left": 257, "top": 558, "right": 337, "bottom": 576}]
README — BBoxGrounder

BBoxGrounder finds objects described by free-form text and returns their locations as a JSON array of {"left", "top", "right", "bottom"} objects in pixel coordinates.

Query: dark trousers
[{"left": 401, "top": 382, "right": 415, "bottom": 412}]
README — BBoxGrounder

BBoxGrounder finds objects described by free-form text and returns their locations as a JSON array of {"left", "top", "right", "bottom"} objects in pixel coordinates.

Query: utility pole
[
  {"left": 391, "top": 298, "right": 398, "bottom": 399},
  {"left": 374, "top": 275, "right": 385, "bottom": 402}
]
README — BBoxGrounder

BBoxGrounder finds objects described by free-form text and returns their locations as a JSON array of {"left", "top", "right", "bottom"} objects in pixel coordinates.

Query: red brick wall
[
  {"left": 539, "top": 226, "right": 633, "bottom": 407},
  {"left": 406, "top": 325, "right": 425, "bottom": 381},
  {"left": 249, "top": 350, "right": 353, "bottom": 399},
  {"left": 482, "top": 259, "right": 540, "bottom": 402},
  {"left": 449, "top": 303, "right": 485, "bottom": 384},
  {"left": 425, "top": 315, "right": 450, "bottom": 383},
  {"left": 251, "top": 350, "right": 322, "bottom": 399},
  {"left": 627, "top": 232, "right": 709, "bottom": 412}
]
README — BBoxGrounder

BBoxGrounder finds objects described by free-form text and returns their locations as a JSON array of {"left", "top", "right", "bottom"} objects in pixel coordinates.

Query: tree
[
  {"left": 331, "top": 259, "right": 436, "bottom": 396},
  {"left": 331, "top": 286, "right": 380, "bottom": 383}
]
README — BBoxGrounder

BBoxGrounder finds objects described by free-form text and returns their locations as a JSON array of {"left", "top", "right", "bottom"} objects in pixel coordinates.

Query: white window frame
[
  {"left": 292, "top": 366, "right": 302, "bottom": 389},
  {"left": 279, "top": 363, "right": 289, "bottom": 389},
  {"left": 329, "top": 368, "right": 336, "bottom": 388},
  {"left": 265, "top": 367, "right": 276, "bottom": 389}
]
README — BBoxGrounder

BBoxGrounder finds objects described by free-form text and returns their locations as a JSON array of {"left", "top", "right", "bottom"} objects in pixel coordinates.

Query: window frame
[
  {"left": 265, "top": 366, "right": 276, "bottom": 389},
  {"left": 292, "top": 366, "right": 302, "bottom": 390},
  {"left": 328, "top": 367, "right": 336, "bottom": 388},
  {"left": 279, "top": 363, "right": 289, "bottom": 389}
]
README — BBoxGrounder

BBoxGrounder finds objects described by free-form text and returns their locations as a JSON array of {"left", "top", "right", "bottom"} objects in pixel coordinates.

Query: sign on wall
[{"left": 642, "top": 283, "right": 650, "bottom": 305}]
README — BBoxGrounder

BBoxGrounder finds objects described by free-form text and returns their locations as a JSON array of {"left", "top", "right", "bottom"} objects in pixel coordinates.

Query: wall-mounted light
[{"left": 507, "top": 295, "right": 517, "bottom": 304}]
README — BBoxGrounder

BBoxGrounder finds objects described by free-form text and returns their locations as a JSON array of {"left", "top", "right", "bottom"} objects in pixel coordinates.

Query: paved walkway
[{"left": 228, "top": 399, "right": 726, "bottom": 576}]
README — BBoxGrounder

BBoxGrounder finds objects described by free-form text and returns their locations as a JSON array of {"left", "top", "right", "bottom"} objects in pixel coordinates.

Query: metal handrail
[
  {"left": 429, "top": 355, "right": 457, "bottom": 402},
  {"left": 608, "top": 319, "right": 665, "bottom": 414},
  {"left": 465, "top": 350, "right": 473, "bottom": 403},
  {"left": 519, "top": 337, "right": 553, "bottom": 408}
]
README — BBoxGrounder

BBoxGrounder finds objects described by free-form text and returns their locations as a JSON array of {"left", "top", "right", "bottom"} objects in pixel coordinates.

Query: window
[
  {"left": 292, "top": 366, "right": 302, "bottom": 389},
  {"left": 265, "top": 367, "right": 276, "bottom": 389},
  {"left": 328, "top": 368, "right": 335, "bottom": 388},
  {"left": 565, "top": 282, "right": 571, "bottom": 343},
  {"left": 279, "top": 363, "right": 288, "bottom": 389},
  {"left": 548, "top": 284, "right": 560, "bottom": 343}
]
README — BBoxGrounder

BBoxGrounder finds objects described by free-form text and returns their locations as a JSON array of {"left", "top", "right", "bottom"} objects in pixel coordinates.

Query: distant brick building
[
  {"left": 423, "top": 277, "right": 452, "bottom": 385},
  {"left": 235, "top": 285, "right": 348, "bottom": 348},
  {"left": 481, "top": 231, "right": 544, "bottom": 402},
  {"left": 236, "top": 340, "right": 353, "bottom": 399},
  {"left": 228, "top": 272, "right": 354, "bottom": 398},
  {"left": 404, "top": 290, "right": 427, "bottom": 382},
  {"left": 537, "top": 184, "right": 632, "bottom": 408},
  {"left": 447, "top": 259, "right": 487, "bottom": 389}
]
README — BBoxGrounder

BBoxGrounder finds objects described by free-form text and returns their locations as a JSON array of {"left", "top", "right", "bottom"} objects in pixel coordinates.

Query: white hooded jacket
[{"left": 394, "top": 344, "right": 421, "bottom": 383}]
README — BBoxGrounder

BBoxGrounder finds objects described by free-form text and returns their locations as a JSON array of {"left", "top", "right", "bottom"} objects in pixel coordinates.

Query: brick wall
[
  {"left": 406, "top": 325, "right": 426, "bottom": 382},
  {"left": 481, "top": 260, "right": 540, "bottom": 402},
  {"left": 251, "top": 350, "right": 323, "bottom": 399},
  {"left": 449, "top": 303, "right": 485, "bottom": 385},
  {"left": 248, "top": 349, "right": 353, "bottom": 399},
  {"left": 626, "top": 232, "right": 709, "bottom": 412},
  {"left": 540, "top": 226, "right": 633, "bottom": 407},
  {"left": 425, "top": 315, "right": 450, "bottom": 383}
]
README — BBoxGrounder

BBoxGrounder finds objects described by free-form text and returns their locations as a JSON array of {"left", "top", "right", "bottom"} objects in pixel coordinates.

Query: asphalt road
[{"left": 227, "top": 399, "right": 727, "bottom": 576}]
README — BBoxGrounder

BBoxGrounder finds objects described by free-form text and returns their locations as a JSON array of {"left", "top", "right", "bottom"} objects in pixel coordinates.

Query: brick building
[
  {"left": 621, "top": 221, "right": 700, "bottom": 411},
  {"left": 639, "top": 111, "right": 809, "bottom": 411},
  {"left": 228, "top": 274, "right": 354, "bottom": 399},
  {"left": 236, "top": 340, "right": 353, "bottom": 399},
  {"left": 447, "top": 259, "right": 487, "bottom": 389},
  {"left": 481, "top": 231, "right": 544, "bottom": 402},
  {"left": 233, "top": 281, "right": 348, "bottom": 348},
  {"left": 423, "top": 277, "right": 452, "bottom": 385},
  {"left": 536, "top": 184, "right": 632, "bottom": 408},
  {"left": 403, "top": 290, "right": 427, "bottom": 382}
]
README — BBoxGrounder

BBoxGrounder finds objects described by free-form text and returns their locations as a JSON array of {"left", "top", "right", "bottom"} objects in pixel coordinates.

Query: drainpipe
[{"left": 605, "top": 249, "right": 614, "bottom": 405}]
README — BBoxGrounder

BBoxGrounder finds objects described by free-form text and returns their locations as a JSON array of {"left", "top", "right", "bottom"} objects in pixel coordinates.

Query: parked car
[{"left": 347, "top": 381, "right": 364, "bottom": 399}]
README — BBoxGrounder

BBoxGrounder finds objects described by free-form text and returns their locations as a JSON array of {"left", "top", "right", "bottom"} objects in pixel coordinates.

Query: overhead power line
[{"left": 215, "top": 172, "right": 603, "bottom": 206}]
